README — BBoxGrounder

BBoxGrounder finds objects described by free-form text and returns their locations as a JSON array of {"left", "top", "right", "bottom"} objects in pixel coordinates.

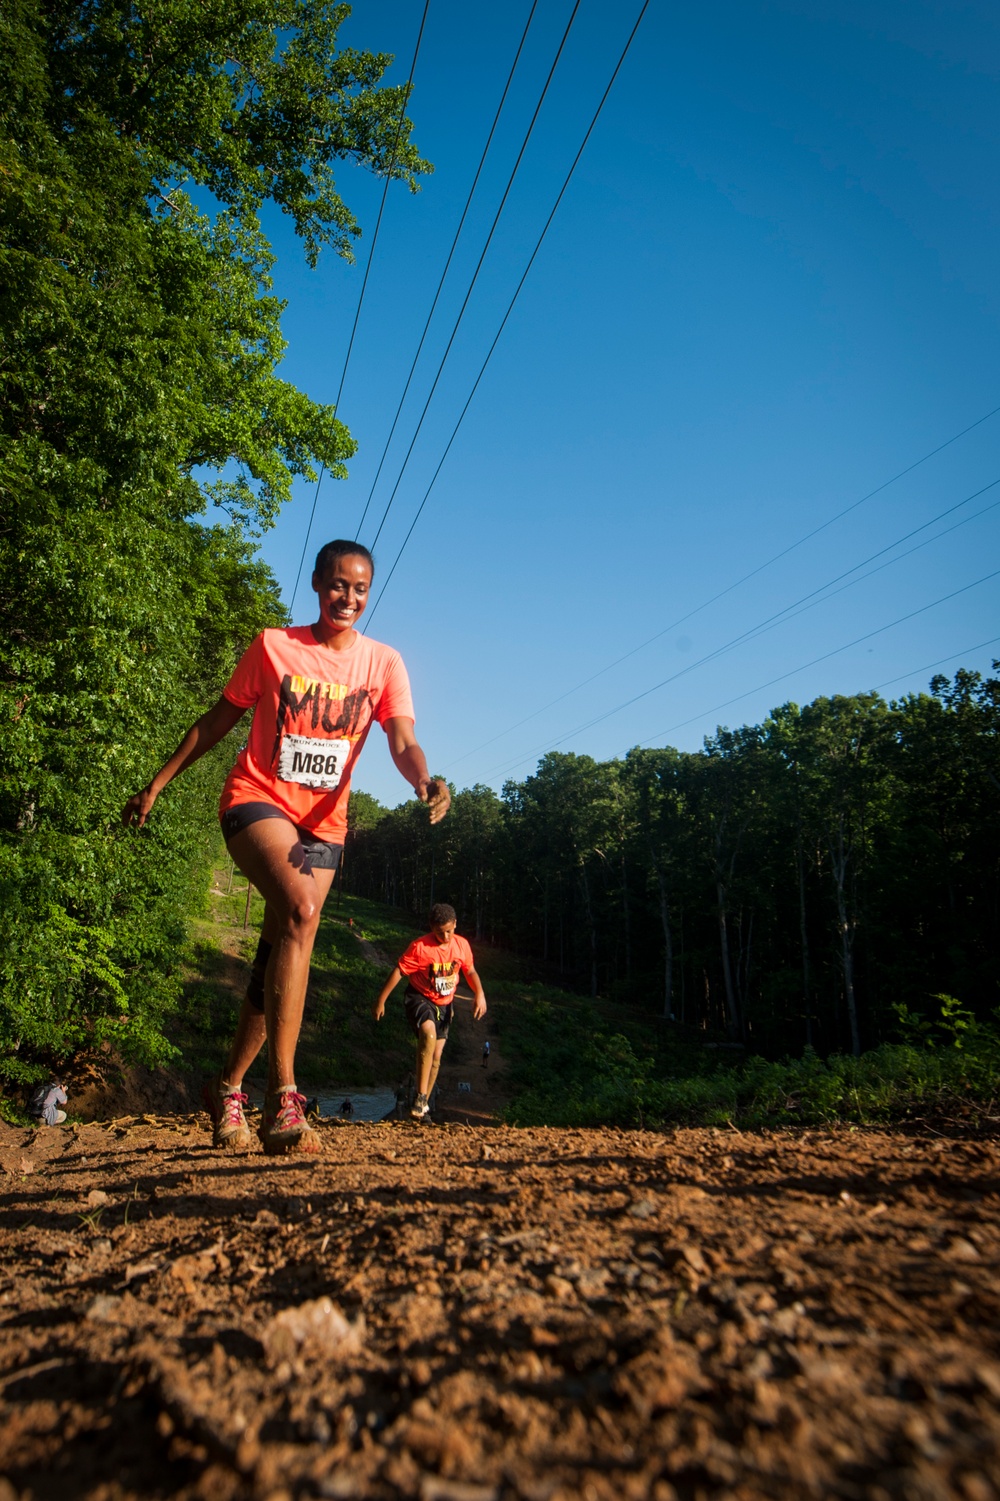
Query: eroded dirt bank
[{"left": 1, "top": 1119, "right": 998, "bottom": 1500}]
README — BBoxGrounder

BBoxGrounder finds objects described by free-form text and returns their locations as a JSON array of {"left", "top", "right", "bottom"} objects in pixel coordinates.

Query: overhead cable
[
  {"left": 288, "top": 0, "right": 431, "bottom": 613},
  {"left": 871, "top": 636, "right": 1000, "bottom": 694},
  {"left": 480, "top": 564, "right": 1000, "bottom": 782},
  {"left": 466, "top": 477, "right": 1000, "bottom": 779},
  {"left": 352, "top": 1, "right": 540, "bottom": 543},
  {"left": 639, "top": 587, "right": 1000, "bottom": 748},
  {"left": 445, "top": 402, "right": 1000, "bottom": 768},
  {"left": 364, "top": 0, "right": 585, "bottom": 556},
  {"left": 363, "top": 0, "right": 651, "bottom": 629}
]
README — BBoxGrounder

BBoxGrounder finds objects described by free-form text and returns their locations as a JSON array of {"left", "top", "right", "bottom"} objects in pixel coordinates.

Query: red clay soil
[{"left": 0, "top": 1118, "right": 998, "bottom": 1501}]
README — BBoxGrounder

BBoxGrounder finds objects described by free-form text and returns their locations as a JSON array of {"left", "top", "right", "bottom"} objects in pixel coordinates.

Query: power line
[
  {"left": 687, "top": 479, "right": 1000, "bottom": 665},
  {"left": 636, "top": 577, "right": 1000, "bottom": 749},
  {"left": 352, "top": 1, "right": 540, "bottom": 544},
  {"left": 445, "top": 402, "right": 1000, "bottom": 769},
  {"left": 363, "top": 0, "right": 651, "bottom": 630},
  {"left": 364, "top": 0, "right": 585, "bottom": 557},
  {"left": 482, "top": 563, "right": 1000, "bottom": 781},
  {"left": 871, "top": 636, "right": 1000, "bottom": 694},
  {"left": 483, "top": 569, "right": 1000, "bottom": 783},
  {"left": 288, "top": 0, "right": 431, "bottom": 614},
  {"left": 470, "top": 478, "right": 1000, "bottom": 781}
]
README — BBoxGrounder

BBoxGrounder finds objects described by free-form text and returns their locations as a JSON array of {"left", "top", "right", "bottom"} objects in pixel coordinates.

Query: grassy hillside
[{"left": 171, "top": 867, "right": 1000, "bottom": 1129}]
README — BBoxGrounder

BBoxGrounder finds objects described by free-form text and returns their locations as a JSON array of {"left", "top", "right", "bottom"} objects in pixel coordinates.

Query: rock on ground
[{"left": 0, "top": 1117, "right": 998, "bottom": 1500}]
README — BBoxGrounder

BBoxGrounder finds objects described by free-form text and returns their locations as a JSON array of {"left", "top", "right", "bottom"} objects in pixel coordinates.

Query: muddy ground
[{"left": 1, "top": 1119, "right": 998, "bottom": 1501}]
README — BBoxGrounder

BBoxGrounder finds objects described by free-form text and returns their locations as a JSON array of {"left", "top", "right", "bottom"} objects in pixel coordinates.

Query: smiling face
[{"left": 312, "top": 551, "right": 373, "bottom": 638}]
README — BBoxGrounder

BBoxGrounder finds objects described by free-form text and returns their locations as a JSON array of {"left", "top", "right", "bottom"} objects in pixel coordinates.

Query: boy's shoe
[
  {"left": 410, "top": 1092, "right": 430, "bottom": 1121},
  {"left": 203, "top": 1076, "right": 254, "bottom": 1153},
  {"left": 259, "top": 1087, "right": 321, "bottom": 1156}
]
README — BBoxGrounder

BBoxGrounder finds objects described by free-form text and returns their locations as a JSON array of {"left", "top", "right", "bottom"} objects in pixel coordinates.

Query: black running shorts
[
  {"left": 404, "top": 988, "right": 453, "bottom": 1040},
  {"left": 220, "top": 801, "right": 343, "bottom": 872}
]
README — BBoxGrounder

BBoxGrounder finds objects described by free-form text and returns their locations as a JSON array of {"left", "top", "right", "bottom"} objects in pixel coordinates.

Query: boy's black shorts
[{"left": 404, "top": 988, "right": 453, "bottom": 1040}]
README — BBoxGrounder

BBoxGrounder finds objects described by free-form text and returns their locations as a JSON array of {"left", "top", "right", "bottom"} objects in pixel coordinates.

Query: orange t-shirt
[
  {"left": 398, "top": 934, "right": 475, "bottom": 1004},
  {"left": 218, "top": 627, "right": 414, "bottom": 843}
]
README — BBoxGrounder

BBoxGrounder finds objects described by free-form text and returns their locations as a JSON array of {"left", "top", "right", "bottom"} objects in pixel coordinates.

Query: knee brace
[{"left": 246, "top": 936, "right": 273, "bottom": 1014}]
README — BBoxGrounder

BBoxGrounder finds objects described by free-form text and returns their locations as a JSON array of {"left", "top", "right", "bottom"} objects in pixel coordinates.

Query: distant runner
[
  {"left": 122, "top": 540, "right": 449, "bottom": 1155},
  {"left": 372, "top": 904, "right": 486, "bottom": 1120}
]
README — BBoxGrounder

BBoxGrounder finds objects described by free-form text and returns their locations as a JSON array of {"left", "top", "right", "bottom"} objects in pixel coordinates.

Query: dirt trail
[{"left": 2, "top": 1119, "right": 999, "bottom": 1500}]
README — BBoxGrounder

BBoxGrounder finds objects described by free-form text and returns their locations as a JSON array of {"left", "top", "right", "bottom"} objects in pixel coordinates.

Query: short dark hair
[
  {"left": 429, "top": 903, "right": 456, "bottom": 927},
  {"left": 314, "top": 540, "right": 374, "bottom": 580}
]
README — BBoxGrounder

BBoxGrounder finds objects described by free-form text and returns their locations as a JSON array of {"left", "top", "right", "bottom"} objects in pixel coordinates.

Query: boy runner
[{"left": 372, "top": 903, "right": 486, "bottom": 1120}]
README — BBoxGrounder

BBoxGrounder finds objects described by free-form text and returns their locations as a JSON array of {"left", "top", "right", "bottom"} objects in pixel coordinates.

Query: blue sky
[{"left": 243, "top": 0, "right": 1000, "bottom": 807}]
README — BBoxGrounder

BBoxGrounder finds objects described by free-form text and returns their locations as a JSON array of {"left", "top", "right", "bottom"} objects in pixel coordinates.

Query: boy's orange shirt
[
  {"left": 218, "top": 627, "right": 414, "bottom": 843},
  {"left": 398, "top": 934, "right": 475, "bottom": 1004}
]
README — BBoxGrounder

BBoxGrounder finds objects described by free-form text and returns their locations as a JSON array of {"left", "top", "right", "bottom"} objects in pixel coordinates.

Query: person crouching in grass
[{"left": 372, "top": 903, "right": 486, "bottom": 1119}]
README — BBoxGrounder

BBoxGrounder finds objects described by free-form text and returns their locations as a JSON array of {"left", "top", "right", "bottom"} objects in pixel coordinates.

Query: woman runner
[{"left": 122, "top": 540, "right": 449, "bottom": 1154}]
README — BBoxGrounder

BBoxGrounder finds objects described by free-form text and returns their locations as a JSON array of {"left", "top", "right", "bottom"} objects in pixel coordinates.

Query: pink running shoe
[
  {"left": 203, "top": 1076, "right": 254, "bottom": 1153},
  {"left": 258, "top": 1087, "right": 321, "bottom": 1156}
]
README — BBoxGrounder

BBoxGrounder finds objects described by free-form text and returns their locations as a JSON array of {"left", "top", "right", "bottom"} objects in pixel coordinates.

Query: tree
[
  {"left": 0, "top": 0, "right": 430, "bottom": 1080},
  {"left": 623, "top": 747, "right": 690, "bottom": 1020},
  {"left": 795, "top": 694, "right": 894, "bottom": 1056}
]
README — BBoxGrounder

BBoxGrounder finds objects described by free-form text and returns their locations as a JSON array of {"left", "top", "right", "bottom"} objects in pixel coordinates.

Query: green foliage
[
  {"left": 893, "top": 994, "right": 978, "bottom": 1051},
  {"left": 502, "top": 991, "right": 1000, "bottom": 1130},
  {"left": 0, "top": 0, "right": 429, "bottom": 1083}
]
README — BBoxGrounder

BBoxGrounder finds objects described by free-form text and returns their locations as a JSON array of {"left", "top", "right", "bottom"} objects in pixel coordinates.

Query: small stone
[
  {"left": 975, "top": 1363, "right": 1000, "bottom": 1399},
  {"left": 945, "top": 1237, "right": 981, "bottom": 1263},
  {"left": 419, "top": 1479, "right": 499, "bottom": 1501},
  {"left": 125, "top": 1259, "right": 159, "bottom": 1284},
  {"left": 663, "top": 1244, "right": 707, "bottom": 1275},
  {"left": 85, "top": 1293, "right": 123, "bottom": 1323},
  {"left": 85, "top": 1189, "right": 110, "bottom": 1208},
  {"left": 91, "top": 1237, "right": 113, "bottom": 1255},
  {"left": 958, "top": 1472, "right": 994, "bottom": 1501},
  {"left": 410, "top": 1358, "right": 432, "bottom": 1388},
  {"left": 771, "top": 1306, "right": 804, "bottom": 1337},
  {"left": 319, "top": 1480, "right": 363, "bottom": 1500},
  {"left": 575, "top": 1267, "right": 611, "bottom": 1297},
  {"left": 480, "top": 1145, "right": 493, "bottom": 1160},
  {"left": 544, "top": 1274, "right": 575, "bottom": 1300},
  {"left": 628, "top": 1197, "right": 657, "bottom": 1220},
  {"left": 262, "top": 1297, "right": 365, "bottom": 1364}
]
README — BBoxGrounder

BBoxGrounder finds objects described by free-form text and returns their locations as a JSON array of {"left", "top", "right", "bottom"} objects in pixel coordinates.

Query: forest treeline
[
  {"left": 345, "top": 672, "right": 1000, "bottom": 1058},
  {"left": 0, "top": 0, "right": 427, "bottom": 1086}
]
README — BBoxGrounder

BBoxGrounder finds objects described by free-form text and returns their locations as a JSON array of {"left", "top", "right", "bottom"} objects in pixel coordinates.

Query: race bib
[{"left": 277, "top": 734, "right": 351, "bottom": 790}]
